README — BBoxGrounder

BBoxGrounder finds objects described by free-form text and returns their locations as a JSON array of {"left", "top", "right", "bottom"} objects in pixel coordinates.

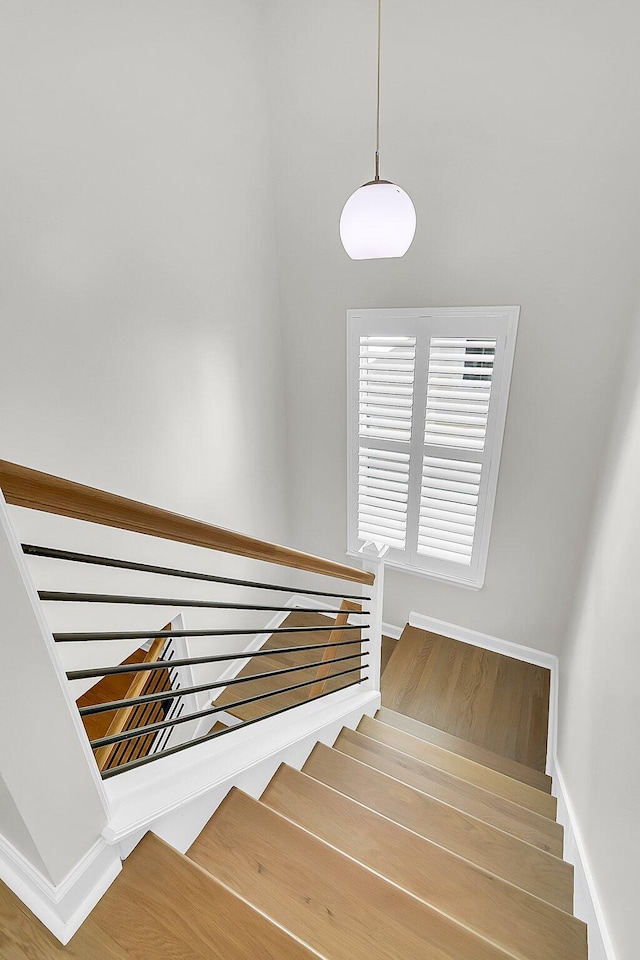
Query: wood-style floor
[
  {"left": 381, "top": 626, "right": 550, "bottom": 772},
  {"left": 0, "top": 834, "right": 316, "bottom": 960},
  {"left": 213, "top": 610, "right": 363, "bottom": 722}
]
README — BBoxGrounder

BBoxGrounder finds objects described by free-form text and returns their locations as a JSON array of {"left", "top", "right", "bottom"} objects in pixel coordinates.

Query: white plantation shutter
[
  {"left": 348, "top": 308, "right": 519, "bottom": 588},
  {"left": 358, "top": 448, "right": 410, "bottom": 549},
  {"left": 356, "top": 336, "right": 416, "bottom": 549},
  {"left": 418, "top": 456, "right": 481, "bottom": 564}
]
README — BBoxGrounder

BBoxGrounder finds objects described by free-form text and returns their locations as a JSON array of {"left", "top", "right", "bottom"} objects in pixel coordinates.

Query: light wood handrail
[
  {"left": 308, "top": 599, "right": 363, "bottom": 700},
  {"left": 94, "top": 631, "right": 168, "bottom": 772},
  {"left": 0, "top": 460, "right": 373, "bottom": 585}
]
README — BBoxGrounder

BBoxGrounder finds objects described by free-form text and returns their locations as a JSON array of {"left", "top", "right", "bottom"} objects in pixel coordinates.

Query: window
[{"left": 347, "top": 307, "right": 519, "bottom": 588}]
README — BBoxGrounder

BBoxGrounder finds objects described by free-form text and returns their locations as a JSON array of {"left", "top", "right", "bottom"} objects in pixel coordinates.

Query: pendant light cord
[{"left": 375, "top": 0, "right": 381, "bottom": 180}]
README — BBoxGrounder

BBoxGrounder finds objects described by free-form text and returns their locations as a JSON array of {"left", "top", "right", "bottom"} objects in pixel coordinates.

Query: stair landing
[{"left": 381, "top": 625, "right": 550, "bottom": 772}]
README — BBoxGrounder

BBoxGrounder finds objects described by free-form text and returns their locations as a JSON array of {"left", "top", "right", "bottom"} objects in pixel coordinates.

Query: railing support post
[{"left": 358, "top": 542, "right": 389, "bottom": 692}]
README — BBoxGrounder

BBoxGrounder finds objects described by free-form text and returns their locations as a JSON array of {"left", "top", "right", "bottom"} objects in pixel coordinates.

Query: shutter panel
[
  {"left": 358, "top": 447, "right": 410, "bottom": 549},
  {"left": 417, "top": 456, "right": 481, "bottom": 564},
  {"left": 356, "top": 336, "right": 415, "bottom": 549},
  {"left": 424, "top": 338, "right": 496, "bottom": 449},
  {"left": 417, "top": 336, "right": 497, "bottom": 567}
]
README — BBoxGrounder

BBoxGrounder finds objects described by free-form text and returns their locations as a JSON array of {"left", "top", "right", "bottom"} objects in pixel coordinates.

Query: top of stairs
[
  {"left": 376, "top": 706, "right": 552, "bottom": 793},
  {"left": 381, "top": 625, "right": 550, "bottom": 774}
]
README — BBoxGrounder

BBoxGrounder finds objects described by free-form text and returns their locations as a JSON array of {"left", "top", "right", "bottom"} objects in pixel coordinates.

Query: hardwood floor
[
  {"left": 302, "top": 742, "right": 574, "bottom": 911},
  {"left": 213, "top": 610, "right": 363, "bottom": 721},
  {"left": 381, "top": 626, "right": 550, "bottom": 772},
  {"left": 0, "top": 833, "right": 316, "bottom": 960},
  {"left": 261, "top": 765, "right": 586, "bottom": 960},
  {"left": 3, "top": 619, "right": 578, "bottom": 960}
]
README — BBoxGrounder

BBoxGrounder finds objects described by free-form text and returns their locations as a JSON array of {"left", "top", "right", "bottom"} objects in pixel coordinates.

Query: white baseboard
[
  {"left": 407, "top": 611, "right": 557, "bottom": 670},
  {"left": 382, "top": 621, "right": 403, "bottom": 641},
  {"left": 407, "top": 611, "right": 615, "bottom": 958},
  {"left": 549, "top": 758, "right": 617, "bottom": 960},
  {"left": 0, "top": 834, "right": 121, "bottom": 944},
  {"left": 407, "top": 611, "right": 559, "bottom": 777}
]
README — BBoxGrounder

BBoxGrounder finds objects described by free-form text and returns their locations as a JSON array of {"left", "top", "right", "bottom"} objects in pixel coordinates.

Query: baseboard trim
[
  {"left": 407, "top": 611, "right": 557, "bottom": 669},
  {"left": 549, "top": 757, "right": 618, "bottom": 960},
  {"left": 407, "top": 611, "right": 559, "bottom": 777},
  {"left": 0, "top": 834, "right": 121, "bottom": 944},
  {"left": 382, "top": 621, "right": 403, "bottom": 641}
]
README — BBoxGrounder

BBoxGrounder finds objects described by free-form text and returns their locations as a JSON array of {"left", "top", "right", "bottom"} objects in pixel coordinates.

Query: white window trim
[{"left": 346, "top": 306, "right": 520, "bottom": 590}]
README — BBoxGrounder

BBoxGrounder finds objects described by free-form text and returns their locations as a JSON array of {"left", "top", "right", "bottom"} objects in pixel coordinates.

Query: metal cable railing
[
  {"left": 1, "top": 460, "right": 377, "bottom": 783},
  {"left": 100, "top": 678, "right": 368, "bottom": 779},
  {"left": 23, "top": 544, "right": 370, "bottom": 601},
  {"left": 76, "top": 652, "right": 367, "bottom": 717},
  {"left": 33, "top": 544, "right": 370, "bottom": 779}
]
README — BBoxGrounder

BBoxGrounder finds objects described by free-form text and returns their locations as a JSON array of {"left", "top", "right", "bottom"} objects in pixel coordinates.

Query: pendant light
[{"left": 340, "top": 0, "right": 416, "bottom": 260}]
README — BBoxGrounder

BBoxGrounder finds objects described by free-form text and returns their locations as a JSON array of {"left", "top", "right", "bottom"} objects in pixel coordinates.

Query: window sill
[{"left": 346, "top": 550, "right": 484, "bottom": 591}]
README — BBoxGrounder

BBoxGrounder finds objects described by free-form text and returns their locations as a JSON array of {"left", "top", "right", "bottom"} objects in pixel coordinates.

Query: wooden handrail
[{"left": 0, "top": 460, "right": 373, "bottom": 585}]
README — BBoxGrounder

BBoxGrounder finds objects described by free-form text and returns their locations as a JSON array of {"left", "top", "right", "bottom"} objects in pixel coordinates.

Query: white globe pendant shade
[{"left": 340, "top": 180, "right": 416, "bottom": 260}]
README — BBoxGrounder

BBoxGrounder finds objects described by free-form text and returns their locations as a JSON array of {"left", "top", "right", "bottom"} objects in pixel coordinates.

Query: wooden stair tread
[
  {"left": 303, "top": 743, "right": 573, "bottom": 912},
  {"left": 359, "top": 715, "right": 557, "bottom": 819},
  {"left": 219, "top": 666, "right": 357, "bottom": 721},
  {"left": 77, "top": 647, "right": 148, "bottom": 743},
  {"left": 335, "top": 728, "right": 563, "bottom": 855},
  {"left": 376, "top": 706, "right": 553, "bottom": 793},
  {"left": 215, "top": 610, "right": 361, "bottom": 722},
  {"left": 381, "top": 626, "right": 550, "bottom": 773},
  {"left": 0, "top": 833, "right": 316, "bottom": 960},
  {"left": 262, "top": 764, "right": 586, "bottom": 960},
  {"left": 98, "top": 832, "right": 317, "bottom": 959},
  {"left": 0, "top": 879, "right": 131, "bottom": 960},
  {"left": 188, "top": 787, "right": 516, "bottom": 960}
]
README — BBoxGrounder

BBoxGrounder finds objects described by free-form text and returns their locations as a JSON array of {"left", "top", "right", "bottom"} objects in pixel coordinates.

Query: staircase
[
  {"left": 0, "top": 460, "right": 588, "bottom": 957},
  {"left": 2, "top": 701, "right": 587, "bottom": 959}
]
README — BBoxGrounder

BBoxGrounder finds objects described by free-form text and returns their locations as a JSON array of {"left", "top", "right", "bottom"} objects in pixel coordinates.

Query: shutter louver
[
  {"left": 357, "top": 336, "right": 415, "bottom": 548},
  {"left": 420, "top": 337, "right": 495, "bottom": 565},
  {"left": 358, "top": 447, "right": 410, "bottom": 549},
  {"left": 425, "top": 338, "right": 496, "bottom": 450},
  {"left": 359, "top": 337, "right": 416, "bottom": 443},
  {"left": 417, "top": 456, "right": 482, "bottom": 565}
]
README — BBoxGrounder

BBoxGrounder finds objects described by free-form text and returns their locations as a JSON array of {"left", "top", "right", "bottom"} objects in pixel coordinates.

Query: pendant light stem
[{"left": 375, "top": 0, "right": 381, "bottom": 181}]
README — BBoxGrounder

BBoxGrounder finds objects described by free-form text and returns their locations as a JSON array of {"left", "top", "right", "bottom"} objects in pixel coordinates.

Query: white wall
[
  {"left": 0, "top": 0, "right": 289, "bottom": 545},
  {"left": 557, "top": 316, "right": 640, "bottom": 960},
  {"left": 264, "top": 0, "right": 640, "bottom": 654},
  {"left": 0, "top": 0, "right": 294, "bottom": 881}
]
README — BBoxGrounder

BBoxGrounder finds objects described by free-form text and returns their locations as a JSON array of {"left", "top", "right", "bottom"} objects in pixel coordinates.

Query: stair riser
[
  {"left": 375, "top": 707, "right": 553, "bottom": 794},
  {"left": 188, "top": 788, "right": 519, "bottom": 960},
  {"left": 336, "top": 730, "right": 564, "bottom": 856},
  {"left": 303, "top": 743, "right": 574, "bottom": 912},
  {"left": 359, "top": 716, "right": 557, "bottom": 819}
]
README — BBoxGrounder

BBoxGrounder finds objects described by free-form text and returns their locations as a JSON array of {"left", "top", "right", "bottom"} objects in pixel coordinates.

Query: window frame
[{"left": 346, "top": 306, "right": 520, "bottom": 590}]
